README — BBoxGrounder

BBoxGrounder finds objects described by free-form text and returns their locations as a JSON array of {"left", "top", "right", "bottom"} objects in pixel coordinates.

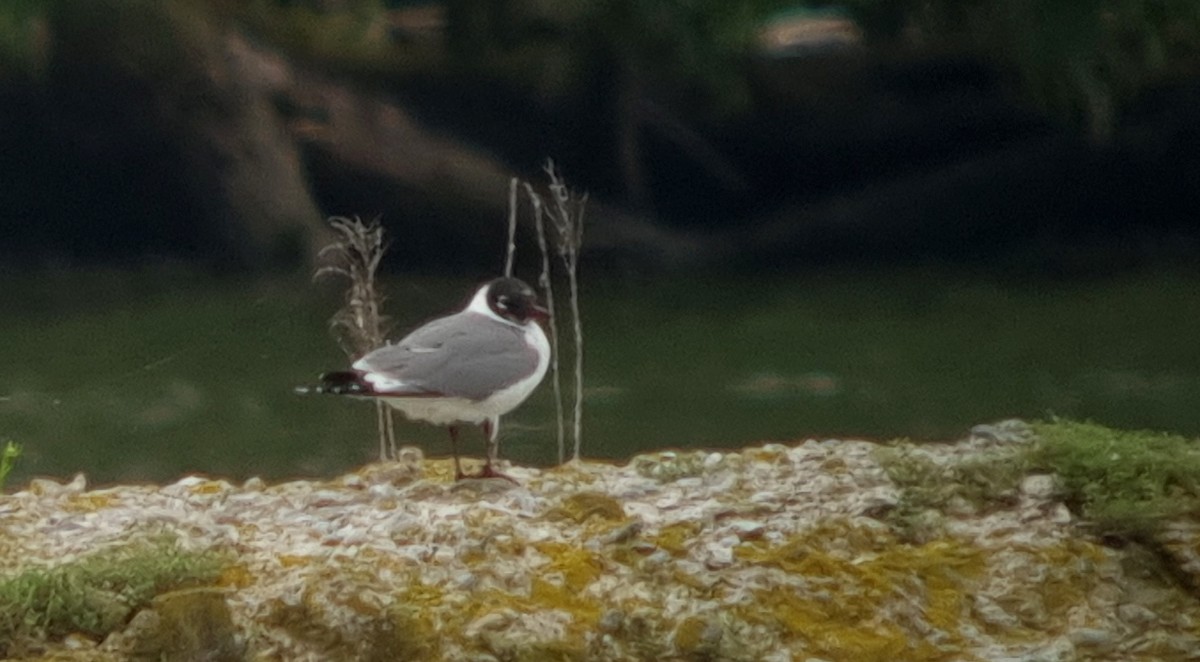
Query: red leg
[
  {"left": 482, "top": 419, "right": 495, "bottom": 459},
  {"left": 472, "top": 420, "right": 518, "bottom": 484},
  {"left": 448, "top": 425, "right": 466, "bottom": 480}
]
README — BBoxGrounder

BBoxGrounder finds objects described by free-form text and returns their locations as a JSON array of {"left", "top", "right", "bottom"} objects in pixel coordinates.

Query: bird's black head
[{"left": 486, "top": 277, "right": 549, "bottom": 324}]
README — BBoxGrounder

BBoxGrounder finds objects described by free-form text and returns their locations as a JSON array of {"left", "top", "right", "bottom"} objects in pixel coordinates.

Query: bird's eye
[{"left": 496, "top": 297, "right": 510, "bottom": 309}]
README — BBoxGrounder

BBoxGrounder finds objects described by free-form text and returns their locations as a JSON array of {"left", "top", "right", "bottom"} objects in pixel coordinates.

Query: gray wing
[{"left": 352, "top": 311, "right": 537, "bottom": 401}]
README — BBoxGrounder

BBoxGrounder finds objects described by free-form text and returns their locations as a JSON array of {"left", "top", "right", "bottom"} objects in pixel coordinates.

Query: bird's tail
[{"left": 294, "top": 371, "right": 374, "bottom": 396}]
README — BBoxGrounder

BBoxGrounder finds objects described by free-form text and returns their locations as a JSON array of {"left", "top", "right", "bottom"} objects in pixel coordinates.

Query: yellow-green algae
[
  {"left": 289, "top": 540, "right": 612, "bottom": 660},
  {"left": 735, "top": 519, "right": 985, "bottom": 662},
  {"left": 671, "top": 615, "right": 713, "bottom": 652},
  {"left": 61, "top": 493, "right": 118, "bottom": 513},
  {"left": 544, "top": 492, "right": 628, "bottom": 525},
  {"left": 263, "top": 572, "right": 441, "bottom": 661},
  {"left": 652, "top": 521, "right": 704, "bottom": 557},
  {"left": 532, "top": 541, "right": 606, "bottom": 605},
  {"left": 0, "top": 537, "right": 224, "bottom": 658},
  {"left": 126, "top": 587, "right": 243, "bottom": 661}
]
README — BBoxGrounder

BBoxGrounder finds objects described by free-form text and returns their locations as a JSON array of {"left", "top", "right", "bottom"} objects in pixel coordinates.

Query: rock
[
  {"left": 1069, "top": 627, "right": 1116, "bottom": 649},
  {"left": 703, "top": 536, "right": 737, "bottom": 569},
  {"left": 367, "top": 483, "right": 395, "bottom": 499},
  {"left": 973, "top": 595, "right": 1020, "bottom": 629},
  {"left": 465, "top": 610, "right": 516, "bottom": 638},
  {"left": 600, "top": 520, "right": 642, "bottom": 545},
  {"left": 727, "top": 519, "right": 765, "bottom": 541},
  {"left": 1050, "top": 503, "right": 1072, "bottom": 525},
  {"left": 945, "top": 494, "right": 977, "bottom": 517},
  {"left": 242, "top": 476, "right": 265, "bottom": 491},
  {"left": 970, "top": 419, "right": 1035, "bottom": 444},
  {"left": 28, "top": 477, "right": 67, "bottom": 498},
  {"left": 340, "top": 473, "right": 366, "bottom": 489},
  {"left": 1117, "top": 603, "right": 1158, "bottom": 626},
  {"left": 1020, "top": 474, "right": 1058, "bottom": 499},
  {"left": 24, "top": 473, "right": 87, "bottom": 498},
  {"left": 598, "top": 609, "right": 623, "bottom": 633},
  {"left": 171, "top": 476, "right": 210, "bottom": 489},
  {"left": 1019, "top": 636, "right": 1075, "bottom": 662},
  {"left": 5, "top": 434, "right": 1200, "bottom": 661},
  {"left": 65, "top": 473, "right": 88, "bottom": 494},
  {"left": 124, "top": 588, "right": 244, "bottom": 662},
  {"left": 62, "top": 632, "right": 95, "bottom": 650},
  {"left": 673, "top": 616, "right": 722, "bottom": 653}
]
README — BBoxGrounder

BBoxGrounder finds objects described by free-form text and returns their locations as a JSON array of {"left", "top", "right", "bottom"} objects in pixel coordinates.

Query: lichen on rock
[{"left": 1, "top": 420, "right": 1199, "bottom": 660}]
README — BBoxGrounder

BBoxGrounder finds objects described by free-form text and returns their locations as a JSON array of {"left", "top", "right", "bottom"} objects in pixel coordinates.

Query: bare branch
[
  {"left": 505, "top": 177, "right": 518, "bottom": 277},
  {"left": 524, "top": 183, "right": 566, "bottom": 464},
  {"left": 537, "top": 160, "right": 586, "bottom": 461}
]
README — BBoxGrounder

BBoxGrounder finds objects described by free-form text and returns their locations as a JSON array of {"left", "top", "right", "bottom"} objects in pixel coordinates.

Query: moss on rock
[
  {"left": 1033, "top": 419, "right": 1200, "bottom": 538},
  {"left": 0, "top": 537, "right": 223, "bottom": 657}
]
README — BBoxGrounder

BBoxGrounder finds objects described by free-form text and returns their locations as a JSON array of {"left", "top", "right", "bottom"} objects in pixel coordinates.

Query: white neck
[{"left": 466, "top": 283, "right": 522, "bottom": 327}]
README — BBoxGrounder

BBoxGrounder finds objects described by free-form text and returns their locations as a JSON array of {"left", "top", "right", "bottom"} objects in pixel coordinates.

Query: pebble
[
  {"left": 1050, "top": 503, "right": 1072, "bottom": 525},
  {"left": 242, "top": 476, "right": 265, "bottom": 491},
  {"left": 1069, "top": 628, "right": 1115, "bottom": 649},
  {"left": 465, "top": 610, "right": 513, "bottom": 637},
  {"left": 973, "top": 595, "right": 1020, "bottom": 628},
  {"left": 1020, "top": 474, "right": 1058, "bottom": 499},
  {"left": 1117, "top": 603, "right": 1158, "bottom": 626},
  {"left": 727, "top": 520, "right": 765, "bottom": 541}
]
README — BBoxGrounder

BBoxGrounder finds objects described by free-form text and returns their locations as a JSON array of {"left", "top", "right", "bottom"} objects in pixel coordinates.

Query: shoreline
[{"left": 2, "top": 424, "right": 1199, "bottom": 660}]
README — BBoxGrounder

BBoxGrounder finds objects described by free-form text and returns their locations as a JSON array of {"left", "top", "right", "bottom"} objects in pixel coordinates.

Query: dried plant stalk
[
  {"left": 504, "top": 177, "right": 518, "bottom": 277},
  {"left": 314, "top": 215, "right": 397, "bottom": 462},
  {"left": 541, "top": 160, "right": 586, "bottom": 461},
  {"left": 523, "top": 183, "right": 566, "bottom": 463}
]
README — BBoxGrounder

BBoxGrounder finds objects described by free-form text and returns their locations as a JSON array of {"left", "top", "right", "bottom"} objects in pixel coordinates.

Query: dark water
[{"left": 2, "top": 267, "right": 1199, "bottom": 486}]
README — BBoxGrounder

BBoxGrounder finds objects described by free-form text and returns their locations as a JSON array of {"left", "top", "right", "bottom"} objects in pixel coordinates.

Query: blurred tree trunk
[{"left": 46, "top": 0, "right": 329, "bottom": 268}]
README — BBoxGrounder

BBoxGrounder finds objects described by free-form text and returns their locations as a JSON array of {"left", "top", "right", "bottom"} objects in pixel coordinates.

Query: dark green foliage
[
  {"left": 841, "top": 0, "right": 1200, "bottom": 139},
  {"left": 49, "top": 0, "right": 218, "bottom": 86},
  {"left": 576, "top": 0, "right": 790, "bottom": 113},
  {"left": 0, "top": 0, "right": 49, "bottom": 78},
  {"left": 879, "top": 419, "right": 1200, "bottom": 542},
  {"left": 235, "top": 0, "right": 406, "bottom": 72},
  {"left": 10, "top": 0, "right": 1199, "bottom": 141}
]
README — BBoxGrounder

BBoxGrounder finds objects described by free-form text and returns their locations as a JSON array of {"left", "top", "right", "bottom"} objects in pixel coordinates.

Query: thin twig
[
  {"left": 542, "top": 160, "right": 586, "bottom": 461},
  {"left": 524, "top": 183, "right": 566, "bottom": 464},
  {"left": 505, "top": 177, "right": 518, "bottom": 277},
  {"left": 566, "top": 200, "right": 586, "bottom": 461}
]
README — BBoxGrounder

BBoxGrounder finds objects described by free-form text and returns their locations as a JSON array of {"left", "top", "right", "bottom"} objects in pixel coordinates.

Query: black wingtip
[{"left": 297, "top": 371, "right": 373, "bottom": 396}]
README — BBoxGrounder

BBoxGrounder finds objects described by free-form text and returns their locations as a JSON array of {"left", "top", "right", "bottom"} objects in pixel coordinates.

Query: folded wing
[{"left": 352, "top": 312, "right": 538, "bottom": 401}]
